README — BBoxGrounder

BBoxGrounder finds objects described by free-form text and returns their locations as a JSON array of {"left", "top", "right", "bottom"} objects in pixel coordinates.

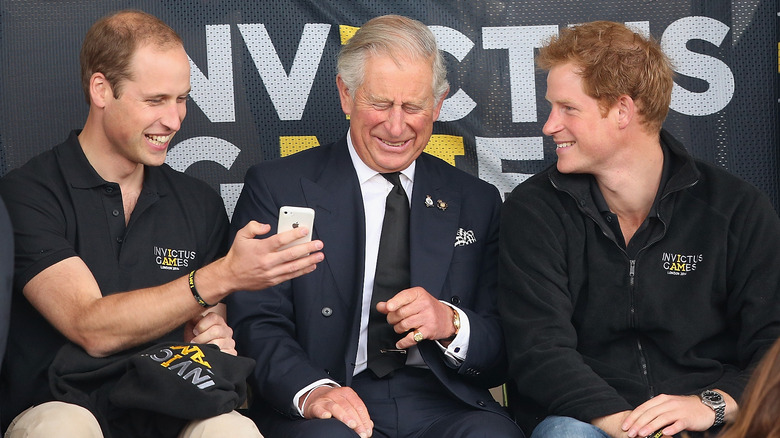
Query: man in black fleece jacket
[{"left": 498, "top": 21, "right": 780, "bottom": 438}]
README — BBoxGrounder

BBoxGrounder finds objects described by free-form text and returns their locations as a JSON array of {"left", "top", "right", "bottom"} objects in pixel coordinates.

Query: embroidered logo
[
  {"left": 661, "top": 251, "right": 703, "bottom": 276},
  {"left": 454, "top": 228, "right": 476, "bottom": 247},
  {"left": 154, "top": 246, "right": 196, "bottom": 271},
  {"left": 143, "top": 345, "right": 215, "bottom": 389}
]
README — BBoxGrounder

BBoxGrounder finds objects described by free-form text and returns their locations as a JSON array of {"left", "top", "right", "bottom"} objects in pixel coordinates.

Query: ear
[
  {"left": 431, "top": 86, "right": 449, "bottom": 122},
  {"left": 336, "top": 75, "right": 353, "bottom": 117},
  {"left": 89, "top": 72, "right": 112, "bottom": 109},
  {"left": 615, "top": 95, "right": 635, "bottom": 129}
]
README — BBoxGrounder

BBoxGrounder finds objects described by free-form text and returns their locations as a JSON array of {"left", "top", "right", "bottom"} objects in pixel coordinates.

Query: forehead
[
  {"left": 359, "top": 53, "right": 434, "bottom": 101},
  {"left": 544, "top": 63, "right": 588, "bottom": 101},
  {"left": 125, "top": 43, "right": 190, "bottom": 92}
]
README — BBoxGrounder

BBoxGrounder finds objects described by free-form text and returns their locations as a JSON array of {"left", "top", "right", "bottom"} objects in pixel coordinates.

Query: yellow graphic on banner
[
  {"left": 339, "top": 25, "right": 360, "bottom": 120},
  {"left": 280, "top": 136, "right": 320, "bottom": 157},
  {"left": 425, "top": 135, "right": 464, "bottom": 166},
  {"left": 278, "top": 135, "right": 463, "bottom": 166},
  {"left": 339, "top": 25, "right": 359, "bottom": 45}
]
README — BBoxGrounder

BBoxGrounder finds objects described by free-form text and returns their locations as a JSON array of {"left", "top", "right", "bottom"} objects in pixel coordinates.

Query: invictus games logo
[
  {"left": 154, "top": 246, "right": 196, "bottom": 271},
  {"left": 661, "top": 252, "right": 703, "bottom": 276},
  {"left": 144, "top": 345, "right": 215, "bottom": 390}
]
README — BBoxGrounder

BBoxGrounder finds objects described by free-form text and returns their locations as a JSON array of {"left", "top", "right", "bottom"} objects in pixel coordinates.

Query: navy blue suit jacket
[{"left": 227, "top": 137, "right": 508, "bottom": 419}]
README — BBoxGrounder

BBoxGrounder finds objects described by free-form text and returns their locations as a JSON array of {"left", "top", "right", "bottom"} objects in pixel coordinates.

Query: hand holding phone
[{"left": 277, "top": 206, "right": 315, "bottom": 251}]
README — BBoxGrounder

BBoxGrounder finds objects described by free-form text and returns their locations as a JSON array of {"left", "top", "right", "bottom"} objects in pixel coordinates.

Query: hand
[
  {"left": 622, "top": 394, "right": 715, "bottom": 437},
  {"left": 592, "top": 411, "right": 631, "bottom": 438},
  {"left": 302, "top": 386, "right": 373, "bottom": 438},
  {"left": 183, "top": 309, "right": 237, "bottom": 356},
  {"left": 221, "top": 221, "right": 324, "bottom": 292},
  {"left": 377, "top": 287, "right": 457, "bottom": 349}
]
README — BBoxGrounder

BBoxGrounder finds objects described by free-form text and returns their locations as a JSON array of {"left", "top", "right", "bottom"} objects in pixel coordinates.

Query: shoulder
[
  {"left": 147, "top": 164, "right": 226, "bottom": 219},
  {"left": 247, "top": 140, "right": 342, "bottom": 179},
  {"left": 0, "top": 145, "right": 68, "bottom": 209},
  {"left": 687, "top": 159, "right": 771, "bottom": 211},
  {"left": 505, "top": 165, "right": 558, "bottom": 206},
  {"left": 417, "top": 152, "right": 499, "bottom": 198}
]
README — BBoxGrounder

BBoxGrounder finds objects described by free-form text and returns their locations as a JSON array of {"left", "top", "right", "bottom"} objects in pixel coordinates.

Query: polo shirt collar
[{"left": 61, "top": 129, "right": 168, "bottom": 196}]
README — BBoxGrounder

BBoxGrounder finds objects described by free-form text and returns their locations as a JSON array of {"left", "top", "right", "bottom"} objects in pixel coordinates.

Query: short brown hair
[
  {"left": 536, "top": 21, "right": 673, "bottom": 132},
  {"left": 80, "top": 10, "right": 183, "bottom": 104}
]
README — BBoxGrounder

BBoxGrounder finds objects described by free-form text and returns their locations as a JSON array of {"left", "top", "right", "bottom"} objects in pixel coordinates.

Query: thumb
[{"left": 238, "top": 220, "right": 271, "bottom": 239}]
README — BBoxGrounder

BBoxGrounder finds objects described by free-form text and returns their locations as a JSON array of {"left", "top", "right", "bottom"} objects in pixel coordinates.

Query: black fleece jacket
[{"left": 498, "top": 130, "right": 780, "bottom": 434}]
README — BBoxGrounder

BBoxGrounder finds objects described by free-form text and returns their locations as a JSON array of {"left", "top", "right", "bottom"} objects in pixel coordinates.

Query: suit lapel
[
  {"left": 300, "top": 139, "right": 365, "bottom": 307},
  {"left": 409, "top": 154, "right": 460, "bottom": 297}
]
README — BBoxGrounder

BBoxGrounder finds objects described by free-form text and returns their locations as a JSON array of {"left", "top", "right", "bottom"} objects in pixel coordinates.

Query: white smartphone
[{"left": 277, "top": 206, "right": 315, "bottom": 250}]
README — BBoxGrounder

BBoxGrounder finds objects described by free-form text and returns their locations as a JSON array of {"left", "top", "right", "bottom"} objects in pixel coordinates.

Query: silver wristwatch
[{"left": 699, "top": 390, "right": 726, "bottom": 427}]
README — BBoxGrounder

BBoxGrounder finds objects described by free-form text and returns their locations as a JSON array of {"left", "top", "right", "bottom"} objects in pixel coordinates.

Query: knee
[
  {"left": 531, "top": 416, "right": 606, "bottom": 438},
  {"left": 5, "top": 401, "right": 103, "bottom": 438}
]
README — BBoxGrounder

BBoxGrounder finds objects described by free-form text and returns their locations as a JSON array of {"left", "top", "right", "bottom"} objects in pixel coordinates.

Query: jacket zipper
[{"left": 628, "top": 259, "right": 653, "bottom": 396}]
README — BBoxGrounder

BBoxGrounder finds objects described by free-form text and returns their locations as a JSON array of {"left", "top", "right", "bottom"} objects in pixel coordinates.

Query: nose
[
  {"left": 385, "top": 105, "right": 405, "bottom": 137},
  {"left": 161, "top": 100, "right": 186, "bottom": 132},
  {"left": 542, "top": 109, "right": 560, "bottom": 137}
]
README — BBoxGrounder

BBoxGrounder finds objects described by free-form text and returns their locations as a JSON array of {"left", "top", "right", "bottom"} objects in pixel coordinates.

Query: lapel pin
[
  {"left": 425, "top": 195, "right": 434, "bottom": 208},
  {"left": 437, "top": 199, "right": 447, "bottom": 211}
]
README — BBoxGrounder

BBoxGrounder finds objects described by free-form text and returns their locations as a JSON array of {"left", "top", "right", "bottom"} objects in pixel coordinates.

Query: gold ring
[{"left": 412, "top": 330, "right": 424, "bottom": 343}]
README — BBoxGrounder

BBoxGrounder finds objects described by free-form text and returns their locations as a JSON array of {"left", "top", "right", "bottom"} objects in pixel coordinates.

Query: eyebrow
[
  {"left": 363, "top": 91, "right": 429, "bottom": 108},
  {"left": 145, "top": 88, "right": 191, "bottom": 99}
]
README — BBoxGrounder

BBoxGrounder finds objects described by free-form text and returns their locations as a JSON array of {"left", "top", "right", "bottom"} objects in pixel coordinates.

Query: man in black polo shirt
[{"left": 0, "top": 10, "right": 323, "bottom": 437}]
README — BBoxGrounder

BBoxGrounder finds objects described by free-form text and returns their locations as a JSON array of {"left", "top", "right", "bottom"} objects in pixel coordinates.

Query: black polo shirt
[{"left": 0, "top": 130, "right": 229, "bottom": 427}]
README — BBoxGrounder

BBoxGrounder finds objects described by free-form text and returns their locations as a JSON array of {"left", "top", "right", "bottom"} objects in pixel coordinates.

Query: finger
[
  {"left": 623, "top": 396, "right": 665, "bottom": 431},
  {"left": 190, "top": 312, "right": 225, "bottom": 336},
  {"left": 352, "top": 402, "right": 373, "bottom": 438},
  {"left": 239, "top": 220, "right": 272, "bottom": 239},
  {"left": 275, "top": 225, "right": 312, "bottom": 247},
  {"left": 323, "top": 398, "right": 359, "bottom": 431},
  {"left": 337, "top": 391, "right": 372, "bottom": 438},
  {"left": 395, "top": 330, "right": 419, "bottom": 349},
  {"left": 270, "top": 252, "right": 324, "bottom": 282},
  {"left": 384, "top": 288, "right": 420, "bottom": 312},
  {"left": 276, "top": 238, "right": 324, "bottom": 261},
  {"left": 308, "top": 401, "right": 334, "bottom": 420},
  {"left": 627, "top": 405, "right": 676, "bottom": 437},
  {"left": 391, "top": 312, "right": 425, "bottom": 334}
]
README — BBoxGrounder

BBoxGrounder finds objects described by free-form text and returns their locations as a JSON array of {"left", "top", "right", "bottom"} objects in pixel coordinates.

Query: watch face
[{"left": 703, "top": 390, "right": 723, "bottom": 403}]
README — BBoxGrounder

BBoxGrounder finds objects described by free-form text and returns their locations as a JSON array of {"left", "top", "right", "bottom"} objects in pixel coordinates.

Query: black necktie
[{"left": 367, "top": 172, "right": 410, "bottom": 378}]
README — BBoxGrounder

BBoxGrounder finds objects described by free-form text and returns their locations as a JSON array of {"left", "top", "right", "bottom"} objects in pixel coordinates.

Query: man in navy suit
[{"left": 226, "top": 14, "right": 523, "bottom": 438}]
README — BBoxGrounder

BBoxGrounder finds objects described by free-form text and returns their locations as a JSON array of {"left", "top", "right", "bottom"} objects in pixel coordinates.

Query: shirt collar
[
  {"left": 592, "top": 143, "right": 672, "bottom": 219},
  {"left": 61, "top": 129, "right": 167, "bottom": 196},
  {"left": 346, "top": 128, "right": 416, "bottom": 185}
]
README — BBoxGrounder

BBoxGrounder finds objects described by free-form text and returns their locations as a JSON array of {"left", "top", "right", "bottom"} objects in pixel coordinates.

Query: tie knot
[{"left": 381, "top": 172, "right": 402, "bottom": 187}]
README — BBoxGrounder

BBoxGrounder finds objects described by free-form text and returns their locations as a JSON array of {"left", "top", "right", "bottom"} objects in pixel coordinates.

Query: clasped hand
[{"left": 376, "top": 286, "right": 457, "bottom": 349}]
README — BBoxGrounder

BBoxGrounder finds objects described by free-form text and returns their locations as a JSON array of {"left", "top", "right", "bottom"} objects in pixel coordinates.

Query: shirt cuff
[
  {"left": 436, "top": 301, "right": 470, "bottom": 366},
  {"left": 293, "top": 379, "right": 341, "bottom": 417}
]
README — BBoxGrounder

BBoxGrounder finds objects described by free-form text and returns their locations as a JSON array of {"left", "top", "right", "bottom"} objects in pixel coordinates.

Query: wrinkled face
[
  {"left": 101, "top": 43, "right": 190, "bottom": 168},
  {"left": 338, "top": 54, "right": 444, "bottom": 173},
  {"left": 543, "top": 62, "right": 620, "bottom": 175}
]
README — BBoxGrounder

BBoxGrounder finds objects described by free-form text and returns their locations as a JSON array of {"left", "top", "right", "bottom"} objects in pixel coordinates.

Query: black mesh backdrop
[{"left": 1, "top": 0, "right": 777, "bottom": 216}]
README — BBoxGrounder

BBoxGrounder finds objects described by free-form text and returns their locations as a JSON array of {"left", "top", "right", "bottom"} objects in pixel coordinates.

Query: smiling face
[
  {"left": 100, "top": 43, "right": 190, "bottom": 169},
  {"left": 543, "top": 62, "right": 622, "bottom": 176},
  {"left": 337, "top": 53, "right": 444, "bottom": 173}
]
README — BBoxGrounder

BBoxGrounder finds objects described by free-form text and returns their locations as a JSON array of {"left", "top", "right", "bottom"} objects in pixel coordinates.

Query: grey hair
[{"left": 337, "top": 15, "right": 449, "bottom": 105}]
